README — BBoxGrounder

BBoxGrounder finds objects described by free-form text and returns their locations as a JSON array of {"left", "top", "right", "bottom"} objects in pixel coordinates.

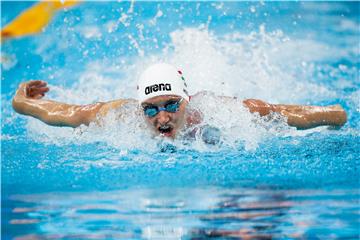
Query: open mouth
[{"left": 158, "top": 125, "right": 173, "bottom": 135}]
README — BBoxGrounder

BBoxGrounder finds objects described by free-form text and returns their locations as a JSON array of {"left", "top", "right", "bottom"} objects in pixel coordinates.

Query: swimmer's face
[{"left": 141, "top": 95, "right": 188, "bottom": 138}]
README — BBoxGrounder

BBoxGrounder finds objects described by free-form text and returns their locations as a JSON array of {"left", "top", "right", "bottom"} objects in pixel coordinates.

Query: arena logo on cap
[{"left": 145, "top": 83, "right": 172, "bottom": 95}]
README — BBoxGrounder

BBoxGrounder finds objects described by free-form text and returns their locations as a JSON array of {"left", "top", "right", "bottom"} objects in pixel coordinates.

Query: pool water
[{"left": 2, "top": 1, "right": 360, "bottom": 239}]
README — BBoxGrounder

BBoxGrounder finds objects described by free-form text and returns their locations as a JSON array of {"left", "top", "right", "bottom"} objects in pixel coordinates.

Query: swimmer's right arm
[{"left": 12, "top": 81, "right": 130, "bottom": 128}]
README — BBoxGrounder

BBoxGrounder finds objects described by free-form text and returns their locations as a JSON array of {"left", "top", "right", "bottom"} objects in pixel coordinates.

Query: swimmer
[{"left": 12, "top": 63, "right": 347, "bottom": 138}]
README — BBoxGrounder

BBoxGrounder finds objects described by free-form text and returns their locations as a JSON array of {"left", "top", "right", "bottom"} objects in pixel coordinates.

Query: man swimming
[{"left": 12, "top": 63, "right": 347, "bottom": 138}]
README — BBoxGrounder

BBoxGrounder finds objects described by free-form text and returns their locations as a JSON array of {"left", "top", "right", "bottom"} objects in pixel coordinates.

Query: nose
[{"left": 156, "top": 110, "right": 170, "bottom": 124}]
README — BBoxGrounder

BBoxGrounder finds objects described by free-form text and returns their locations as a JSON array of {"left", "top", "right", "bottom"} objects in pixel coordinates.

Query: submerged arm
[
  {"left": 243, "top": 99, "right": 347, "bottom": 129},
  {"left": 12, "top": 81, "right": 131, "bottom": 128}
]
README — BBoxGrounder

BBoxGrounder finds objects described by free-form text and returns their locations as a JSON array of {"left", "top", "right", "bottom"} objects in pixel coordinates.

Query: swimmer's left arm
[{"left": 243, "top": 99, "right": 347, "bottom": 129}]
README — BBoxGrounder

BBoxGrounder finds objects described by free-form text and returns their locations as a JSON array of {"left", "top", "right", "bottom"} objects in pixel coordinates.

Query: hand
[
  {"left": 19, "top": 80, "right": 49, "bottom": 99},
  {"left": 243, "top": 99, "right": 274, "bottom": 116}
]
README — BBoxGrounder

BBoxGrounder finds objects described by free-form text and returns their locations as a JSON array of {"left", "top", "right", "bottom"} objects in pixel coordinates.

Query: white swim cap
[{"left": 137, "top": 63, "right": 189, "bottom": 103}]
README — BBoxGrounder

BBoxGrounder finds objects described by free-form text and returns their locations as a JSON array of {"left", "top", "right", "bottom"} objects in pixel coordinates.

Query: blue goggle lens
[
  {"left": 165, "top": 102, "right": 180, "bottom": 112},
  {"left": 143, "top": 99, "right": 182, "bottom": 117},
  {"left": 144, "top": 107, "right": 159, "bottom": 117}
]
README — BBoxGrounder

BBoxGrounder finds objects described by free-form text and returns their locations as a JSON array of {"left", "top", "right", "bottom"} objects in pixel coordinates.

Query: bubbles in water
[{"left": 250, "top": 6, "right": 256, "bottom": 13}]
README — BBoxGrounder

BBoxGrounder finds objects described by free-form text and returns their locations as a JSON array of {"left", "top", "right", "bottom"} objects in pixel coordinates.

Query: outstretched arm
[
  {"left": 12, "top": 80, "right": 131, "bottom": 128},
  {"left": 243, "top": 99, "right": 347, "bottom": 129}
]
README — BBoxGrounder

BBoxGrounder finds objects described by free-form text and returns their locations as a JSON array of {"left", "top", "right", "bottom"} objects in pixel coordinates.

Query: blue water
[{"left": 2, "top": 1, "right": 360, "bottom": 239}]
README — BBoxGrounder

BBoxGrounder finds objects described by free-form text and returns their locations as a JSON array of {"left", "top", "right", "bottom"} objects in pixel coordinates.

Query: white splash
[
  {"left": 149, "top": 9, "right": 163, "bottom": 26},
  {"left": 81, "top": 26, "right": 102, "bottom": 39},
  {"left": 24, "top": 26, "right": 343, "bottom": 151},
  {"left": 1, "top": 53, "right": 18, "bottom": 70}
]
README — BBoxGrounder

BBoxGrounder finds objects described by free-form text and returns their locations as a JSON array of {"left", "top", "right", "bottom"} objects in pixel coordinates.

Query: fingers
[
  {"left": 25, "top": 80, "right": 49, "bottom": 98},
  {"left": 27, "top": 86, "right": 49, "bottom": 98},
  {"left": 28, "top": 80, "right": 47, "bottom": 88}
]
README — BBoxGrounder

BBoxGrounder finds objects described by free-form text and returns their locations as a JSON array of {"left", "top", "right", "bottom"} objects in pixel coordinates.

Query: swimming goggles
[{"left": 142, "top": 98, "right": 183, "bottom": 118}]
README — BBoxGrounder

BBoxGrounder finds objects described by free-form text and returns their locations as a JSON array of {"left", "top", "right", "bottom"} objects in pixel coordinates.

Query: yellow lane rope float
[{"left": 1, "top": 0, "right": 80, "bottom": 41}]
